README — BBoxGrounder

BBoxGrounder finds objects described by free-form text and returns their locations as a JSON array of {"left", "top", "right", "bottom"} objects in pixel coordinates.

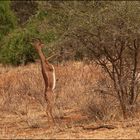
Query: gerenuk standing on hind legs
[{"left": 32, "top": 38, "right": 56, "bottom": 127}]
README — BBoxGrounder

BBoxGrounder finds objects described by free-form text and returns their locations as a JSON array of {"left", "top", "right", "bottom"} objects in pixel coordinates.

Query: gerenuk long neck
[
  {"left": 35, "top": 47, "right": 50, "bottom": 66},
  {"left": 37, "top": 48, "right": 46, "bottom": 64}
]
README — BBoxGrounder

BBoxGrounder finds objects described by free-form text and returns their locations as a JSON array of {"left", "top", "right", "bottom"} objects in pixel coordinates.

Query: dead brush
[
  {"left": 0, "top": 63, "right": 46, "bottom": 127},
  {"left": 79, "top": 68, "right": 120, "bottom": 122},
  {"left": 0, "top": 61, "right": 126, "bottom": 126}
]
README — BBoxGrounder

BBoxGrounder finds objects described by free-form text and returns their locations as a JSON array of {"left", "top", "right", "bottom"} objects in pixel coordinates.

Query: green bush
[
  {"left": 0, "top": 9, "right": 56, "bottom": 66},
  {"left": 0, "top": 27, "right": 56, "bottom": 66},
  {"left": 0, "top": 1, "right": 17, "bottom": 40},
  {"left": 0, "top": 28, "right": 35, "bottom": 65}
]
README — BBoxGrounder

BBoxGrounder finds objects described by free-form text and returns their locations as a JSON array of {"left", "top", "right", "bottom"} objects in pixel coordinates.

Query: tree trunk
[
  {"left": 121, "top": 103, "right": 128, "bottom": 119},
  {"left": 119, "top": 97, "right": 129, "bottom": 119}
]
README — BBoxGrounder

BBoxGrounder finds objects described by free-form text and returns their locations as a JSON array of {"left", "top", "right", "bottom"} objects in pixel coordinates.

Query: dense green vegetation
[
  {"left": 0, "top": 1, "right": 16, "bottom": 40},
  {"left": 1, "top": 1, "right": 140, "bottom": 65},
  {"left": 0, "top": 1, "right": 57, "bottom": 65}
]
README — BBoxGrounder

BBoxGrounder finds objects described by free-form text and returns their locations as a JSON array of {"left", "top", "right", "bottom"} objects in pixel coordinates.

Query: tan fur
[
  {"left": 51, "top": 64, "right": 56, "bottom": 90},
  {"left": 32, "top": 39, "right": 56, "bottom": 126}
]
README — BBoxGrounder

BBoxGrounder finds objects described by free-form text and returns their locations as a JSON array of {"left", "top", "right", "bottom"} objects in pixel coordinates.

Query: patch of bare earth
[
  {"left": 0, "top": 62, "right": 140, "bottom": 139},
  {"left": 0, "top": 110, "right": 140, "bottom": 139}
]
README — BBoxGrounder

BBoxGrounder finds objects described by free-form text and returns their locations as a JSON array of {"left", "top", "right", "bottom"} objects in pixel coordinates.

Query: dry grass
[
  {"left": 0, "top": 61, "right": 140, "bottom": 139},
  {"left": 0, "top": 62, "right": 102, "bottom": 116}
]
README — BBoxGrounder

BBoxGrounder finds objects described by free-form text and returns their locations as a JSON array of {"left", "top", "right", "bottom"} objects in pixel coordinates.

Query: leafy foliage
[
  {"left": 0, "top": 8, "right": 56, "bottom": 66},
  {"left": 0, "top": 1, "right": 17, "bottom": 40},
  {"left": 11, "top": 0, "right": 38, "bottom": 25},
  {"left": 0, "top": 1, "right": 140, "bottom": 66}
]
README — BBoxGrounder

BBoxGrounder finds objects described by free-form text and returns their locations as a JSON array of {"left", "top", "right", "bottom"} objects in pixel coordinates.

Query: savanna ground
[{"left": 0, "top": 61, "right": 140, "bottom": 139}]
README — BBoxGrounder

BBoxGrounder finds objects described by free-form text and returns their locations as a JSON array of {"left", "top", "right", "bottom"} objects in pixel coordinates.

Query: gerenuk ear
[{"left": 31, "top": 38, "right": 41, "bottom": 44}]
